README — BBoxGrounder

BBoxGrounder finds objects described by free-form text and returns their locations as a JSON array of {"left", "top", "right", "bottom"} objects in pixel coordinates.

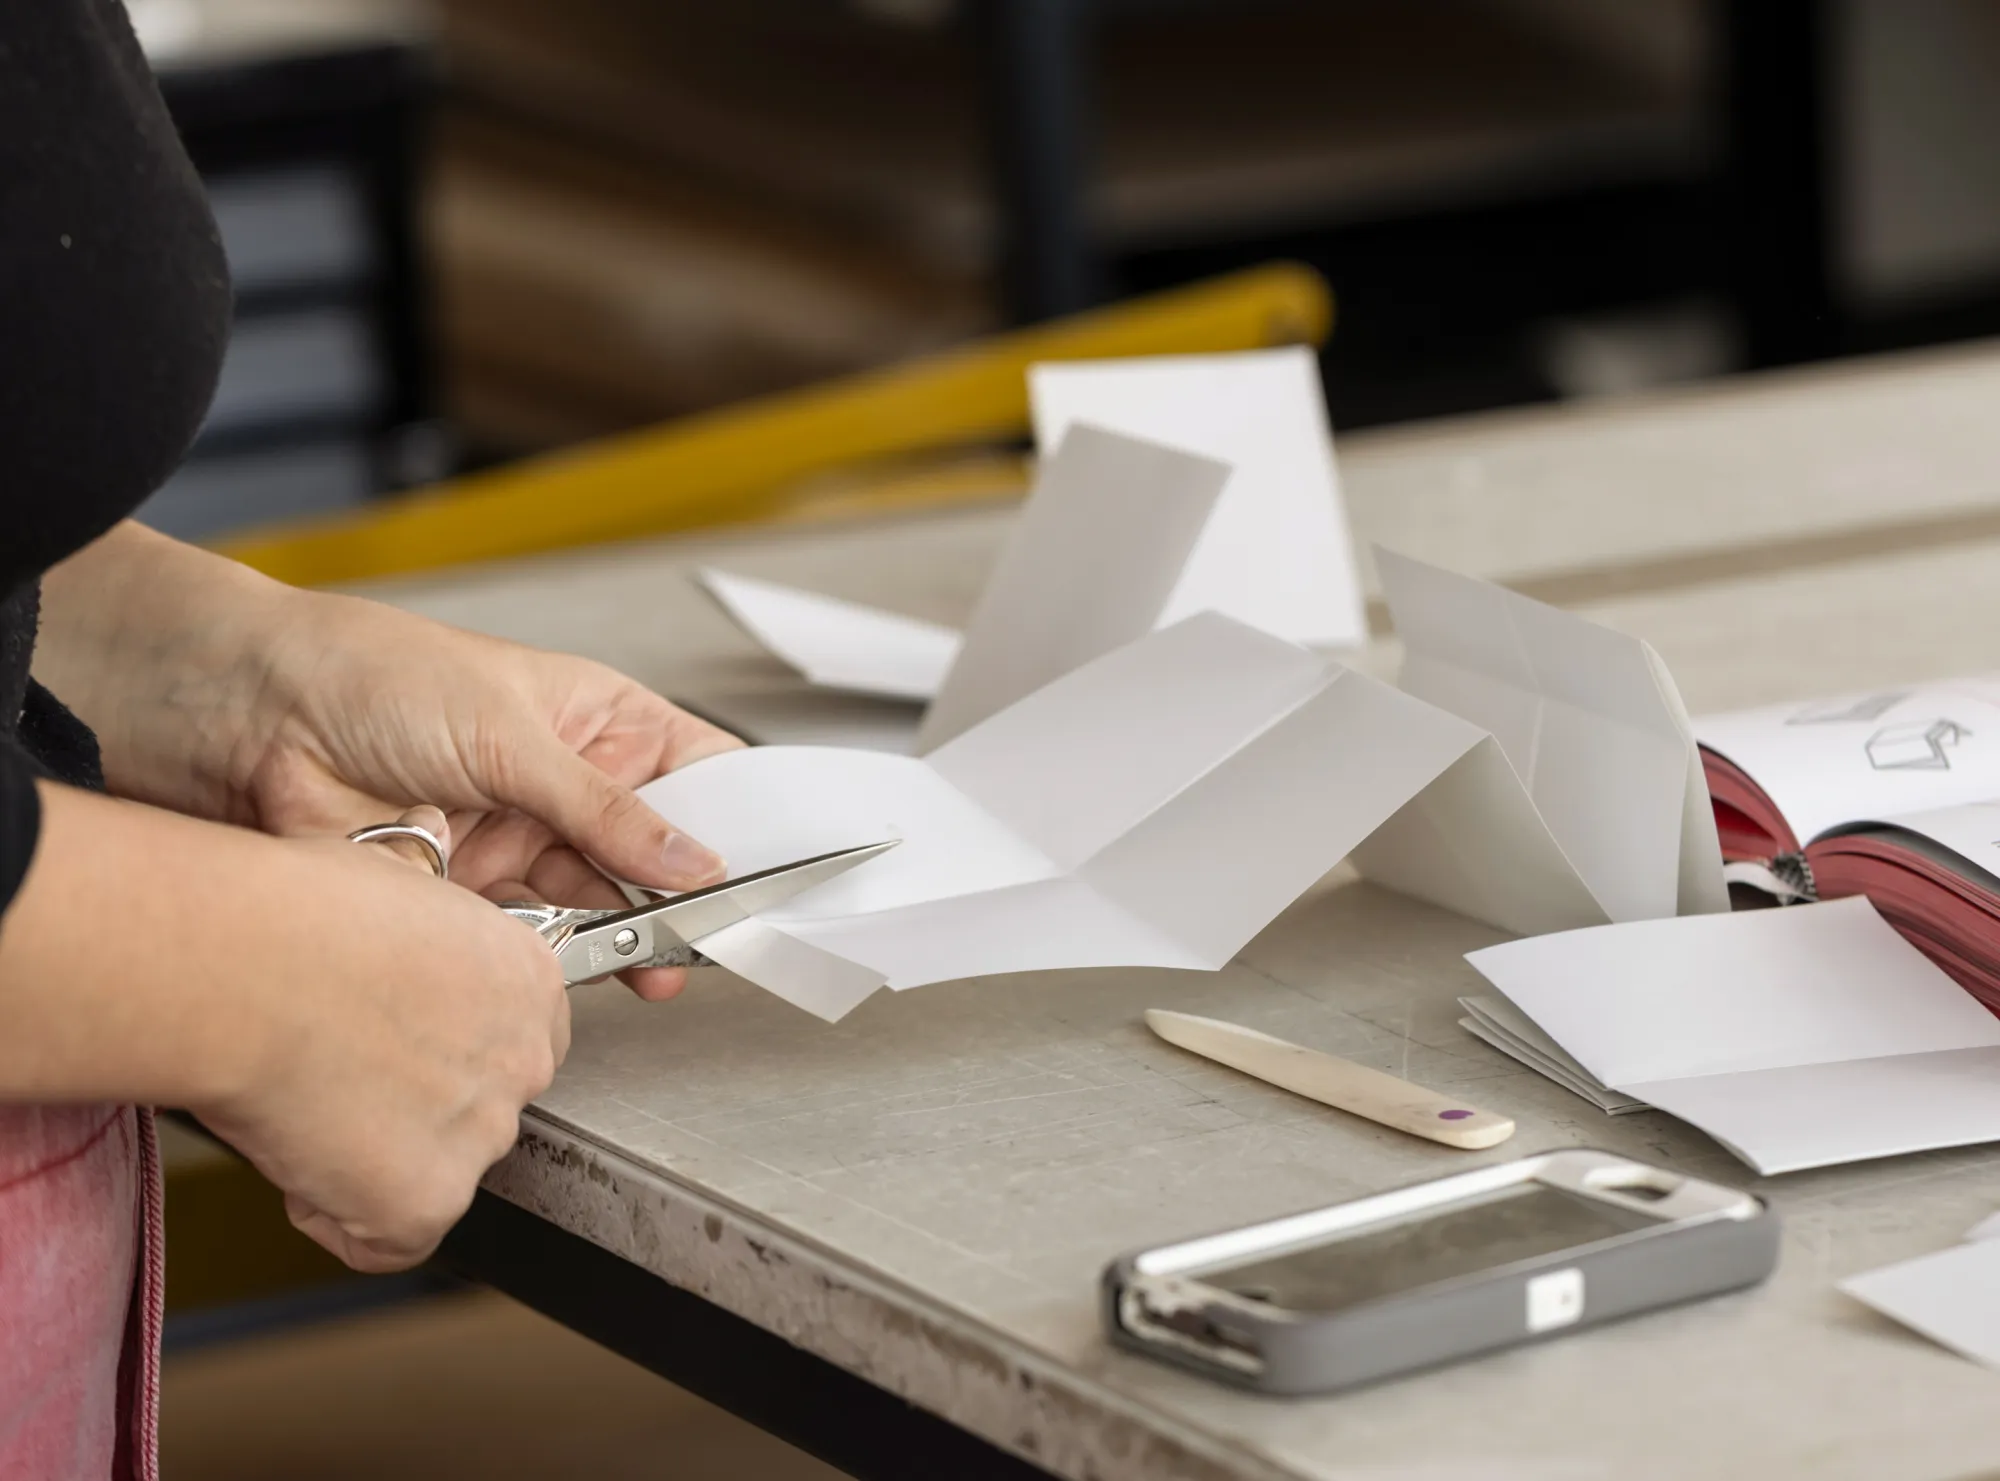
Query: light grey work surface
[{"left": 362, "top": 345, "right": 2000, "bottom": 1481}]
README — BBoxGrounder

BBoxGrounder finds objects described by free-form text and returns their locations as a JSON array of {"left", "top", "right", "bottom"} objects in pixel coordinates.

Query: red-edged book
[{"left": 1698, "top": 679, "right": 2000, "bottom": 1011}]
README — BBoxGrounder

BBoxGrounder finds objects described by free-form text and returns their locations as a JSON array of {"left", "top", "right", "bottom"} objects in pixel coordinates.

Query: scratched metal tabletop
[{"left": 359, "top": 341, "right": 2000, "bottom": 1481}]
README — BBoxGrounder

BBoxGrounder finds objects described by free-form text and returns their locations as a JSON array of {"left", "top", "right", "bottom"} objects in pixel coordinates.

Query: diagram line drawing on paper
[
  {"left": 1867, "top": 719, "right": 1971, "bottom": 772},
  {"left": 1788, "top": 692, "right": 1911, "bottom": 725}
]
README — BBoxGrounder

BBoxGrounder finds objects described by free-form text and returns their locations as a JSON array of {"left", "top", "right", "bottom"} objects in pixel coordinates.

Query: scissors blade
[{"left": 552, "top": 839, "right": 899, "bottom": 981}]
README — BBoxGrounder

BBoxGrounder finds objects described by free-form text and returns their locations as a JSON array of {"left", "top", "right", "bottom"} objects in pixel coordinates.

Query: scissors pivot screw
[{"left": 612, "top": 928, "right": 640, "bottom": 957}]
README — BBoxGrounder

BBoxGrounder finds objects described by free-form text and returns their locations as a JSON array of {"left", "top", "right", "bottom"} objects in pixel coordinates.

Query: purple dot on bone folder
[{"left": 1438, "top": 1109, "right": 1474, "bottom": 1121}]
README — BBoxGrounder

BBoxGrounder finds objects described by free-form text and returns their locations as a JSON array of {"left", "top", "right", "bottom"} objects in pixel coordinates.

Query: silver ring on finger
[{"left": 347, "top": 822, "right": 450, "bottom": 880}]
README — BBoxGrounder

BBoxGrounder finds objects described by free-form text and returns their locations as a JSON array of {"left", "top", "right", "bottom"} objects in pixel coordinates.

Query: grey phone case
[{"left": 1102, "top": 1150, "right": 1780, "bottom": 1395}]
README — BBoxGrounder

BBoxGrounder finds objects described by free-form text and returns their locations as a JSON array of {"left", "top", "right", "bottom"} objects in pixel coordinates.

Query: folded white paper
[
  {"left": 1374, "top": 548, "right": 1728, "bottom": 923},
  {"left": 696, "top": 568, "right": 958, "bottom": 703},
  {"left": 702, "top": 350, "right": 1368, "bottom": 711},
  {"left": 641, "top": 612, "right": 1599, "bottom": 1019},
  {"left": 916, "top": 424, "right": 1233, "bottom": 748},
  {"left": 1029, "top": 347, "right": 1366, "bottom": 650},
  {"left": 1465, "top": 898, "right": 2000, "bottom": 1174},
  {"left": 1456, "top": 995, "right": 1648, "bottom": 1115},
  {"left": 698, "top": 424, "right": 1234, "bottom": 745},
  {"left": 1841, "top": 1238, "right": 2000, "bottom": 1368}
]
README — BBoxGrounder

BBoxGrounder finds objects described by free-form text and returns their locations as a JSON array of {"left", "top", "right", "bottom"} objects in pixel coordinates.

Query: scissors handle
[{"left": 498, "top": 902, "right": 706, "bottom": 982}]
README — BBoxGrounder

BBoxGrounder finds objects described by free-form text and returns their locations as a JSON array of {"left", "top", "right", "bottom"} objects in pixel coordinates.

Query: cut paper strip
[
  {"left": 696, "top": 568, "right": 959, "bottom": 703},
  {"left": 644, "top": 613, "right": 1600, "bottom": 1019},
  {"left": 1030, "top": 347, "right": 1366, "bottom": 649},
  {"left": 1466, "top": 898, "right": 2000, "bottom": 1174}
]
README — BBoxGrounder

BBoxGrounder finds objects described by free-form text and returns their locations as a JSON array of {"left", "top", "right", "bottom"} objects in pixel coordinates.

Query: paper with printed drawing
[
  {"left": 1372, "top": 548, "right": 1728, "bottom": 922},
  {"left": 695, "top": 568, "right": 958, "bottom": 703},
  {"left": 1695, "top": 677, "right": 2000, "bottom": 845},
  {"left": 638, "top": 613, "right": 1603, "bottom": 1020},
  {"left": 1841, "top": 1237, "right": 2000, "bottom": 1369},
  {"left": 1465, "top": 898, "right": 2000, "bottom": 1174},
  {"left": 1029, "top": 346, "right": 1366, "bottom": 650},
  {"left": 915, "top": 424, "right": 1232, "bottom": 749}
]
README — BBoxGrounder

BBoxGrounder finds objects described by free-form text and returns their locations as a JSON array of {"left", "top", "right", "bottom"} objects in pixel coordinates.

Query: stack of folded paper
[{"left": 1462, "top": 897, "right": 2000, "bottom": 1175}]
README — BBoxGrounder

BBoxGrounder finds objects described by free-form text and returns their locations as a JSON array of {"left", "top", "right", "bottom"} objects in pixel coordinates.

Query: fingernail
[{"left": 663, "top": 831, "right": 727, "bottom": 886}]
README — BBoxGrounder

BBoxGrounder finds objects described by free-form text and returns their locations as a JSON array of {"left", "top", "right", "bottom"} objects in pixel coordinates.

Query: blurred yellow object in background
[{"left": 217, "top": 264, "right": 1331, "bottom": 586}]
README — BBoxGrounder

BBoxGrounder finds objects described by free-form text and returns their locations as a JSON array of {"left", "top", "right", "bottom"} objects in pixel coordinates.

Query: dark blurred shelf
[{"left": 144, "top": 0, "right": 436, "bottom": 537}]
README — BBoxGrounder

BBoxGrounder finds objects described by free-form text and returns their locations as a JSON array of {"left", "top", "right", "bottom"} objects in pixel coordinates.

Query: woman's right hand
[
  {"left": 193, "top": 809, "right": 570, "bottom": 1272},
  {"left": 0, "top": 784, "right": 569, "bottom": 1272}
]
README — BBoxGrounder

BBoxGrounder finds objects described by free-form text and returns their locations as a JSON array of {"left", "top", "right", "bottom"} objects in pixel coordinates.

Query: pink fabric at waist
[{"left": 0, "top": 1104, "right": 159, "bottom": 1481}]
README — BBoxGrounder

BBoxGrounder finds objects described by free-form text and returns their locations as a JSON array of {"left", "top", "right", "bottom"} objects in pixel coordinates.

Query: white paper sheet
[
  {"left": 1695, "top": 676, "right": 2000, "bottom": 846},
  {"left": 1375, "top": 548, "right": 1728, "bottom": 923},
  {"left": 915, "top": 423, "right": 1233, "bottom": 749},
  {"left": 1841, "top": 1237, "right": 2000, "bottom": 1368},
  {"left": 695, "top": 568, "right": 959, "bottom": 702},
  {"left": 1029, "top": 347, "right": 1367, "bottom": 649},
  {"left": 1464, "top": 898, "right": 2000, "bottom": 1173},
  {"left": 640, "top": 611, "right": 1600, "bottom": 1018}
]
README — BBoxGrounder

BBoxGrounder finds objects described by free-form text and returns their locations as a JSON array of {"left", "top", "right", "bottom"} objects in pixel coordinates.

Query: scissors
[{"left": 347, "top": 819, "right": 897, "bottom": 984}]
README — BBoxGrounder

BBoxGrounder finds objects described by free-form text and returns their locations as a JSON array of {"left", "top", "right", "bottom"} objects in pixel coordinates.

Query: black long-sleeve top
[{"left": 0, "top": 1, "right": 231, "bottom": 908}]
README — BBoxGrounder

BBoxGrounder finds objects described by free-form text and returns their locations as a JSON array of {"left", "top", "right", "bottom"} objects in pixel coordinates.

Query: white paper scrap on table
[
  {"left": 1375, "top": 547, "right": 1727, "bottom": 922},
  {"left": 695, "top": 568, "right": 959, "bottom": 703},
  {"left": 1029, "top": 346, "right": 1367, "bottom": 650},
  {"left": 639, "top": 612, "right": 1601, "bottom": 1020},
  {"left": 1465, "top": 898, "right": 2000, "bottom": 1174},
  {"left": 1841, "top": 1238, "right": 2000, "bottom": 1369},
  {"left": 915, "top": 424, "right": 1233, "bottom": 749}
]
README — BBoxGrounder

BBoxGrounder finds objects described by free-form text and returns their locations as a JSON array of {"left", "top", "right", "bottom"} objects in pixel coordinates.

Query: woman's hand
[
  {"left": 208, "top": 809, "right": 571, "bottom": 1271},
  {"left": 38, "top": 524, "right": 742, "bottom": 999},
  {"left": 1, "top": 789, "right": 571, "bottom": 1272},
  {"left": 231, "top": 588, "right": 741, "bottom": 997}
]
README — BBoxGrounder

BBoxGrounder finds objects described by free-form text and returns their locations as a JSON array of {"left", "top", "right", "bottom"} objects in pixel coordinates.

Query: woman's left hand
[{"left": 39, "top": 524, "right": 742, "bottom": 1000}]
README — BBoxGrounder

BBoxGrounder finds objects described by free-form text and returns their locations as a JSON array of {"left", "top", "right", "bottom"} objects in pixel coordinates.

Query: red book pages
[
  {"left": 1700, "top": 745, "right": 1798, "bottom": 860},
  {"left": 1701, "top": 746, "right": 2000, "bottom": 1015},
  {"left": 1808, "top": 835, "right": 2000, "bottom": 1016}
]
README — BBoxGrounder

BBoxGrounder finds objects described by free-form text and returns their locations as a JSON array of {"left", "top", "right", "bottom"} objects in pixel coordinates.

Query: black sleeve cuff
[{"left": 0, "top": 745, "right": 43, "bottom": 918}]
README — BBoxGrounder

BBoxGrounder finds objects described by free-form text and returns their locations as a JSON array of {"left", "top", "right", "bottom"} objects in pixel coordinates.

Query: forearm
[
  {"left": 36, "top": 521, "right": 297, "bottom": 813},
  {"left": 0, "top": 781, "right": 298, "bottom": 1105}
]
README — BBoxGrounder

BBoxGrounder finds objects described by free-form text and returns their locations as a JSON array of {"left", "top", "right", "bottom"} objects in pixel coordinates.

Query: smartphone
[{"left": 1102, "top": 1149, "right": 1778, "bottom": 1394}]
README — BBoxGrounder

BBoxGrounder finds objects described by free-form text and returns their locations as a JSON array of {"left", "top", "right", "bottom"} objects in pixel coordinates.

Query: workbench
[{"left": 369, "top": 341, "right": 2000, "bottom": 1481}]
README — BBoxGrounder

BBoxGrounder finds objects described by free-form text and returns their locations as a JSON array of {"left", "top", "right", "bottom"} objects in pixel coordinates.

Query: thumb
[{"left": 511, "top": 740, "right": 726, "bottom": 892}]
